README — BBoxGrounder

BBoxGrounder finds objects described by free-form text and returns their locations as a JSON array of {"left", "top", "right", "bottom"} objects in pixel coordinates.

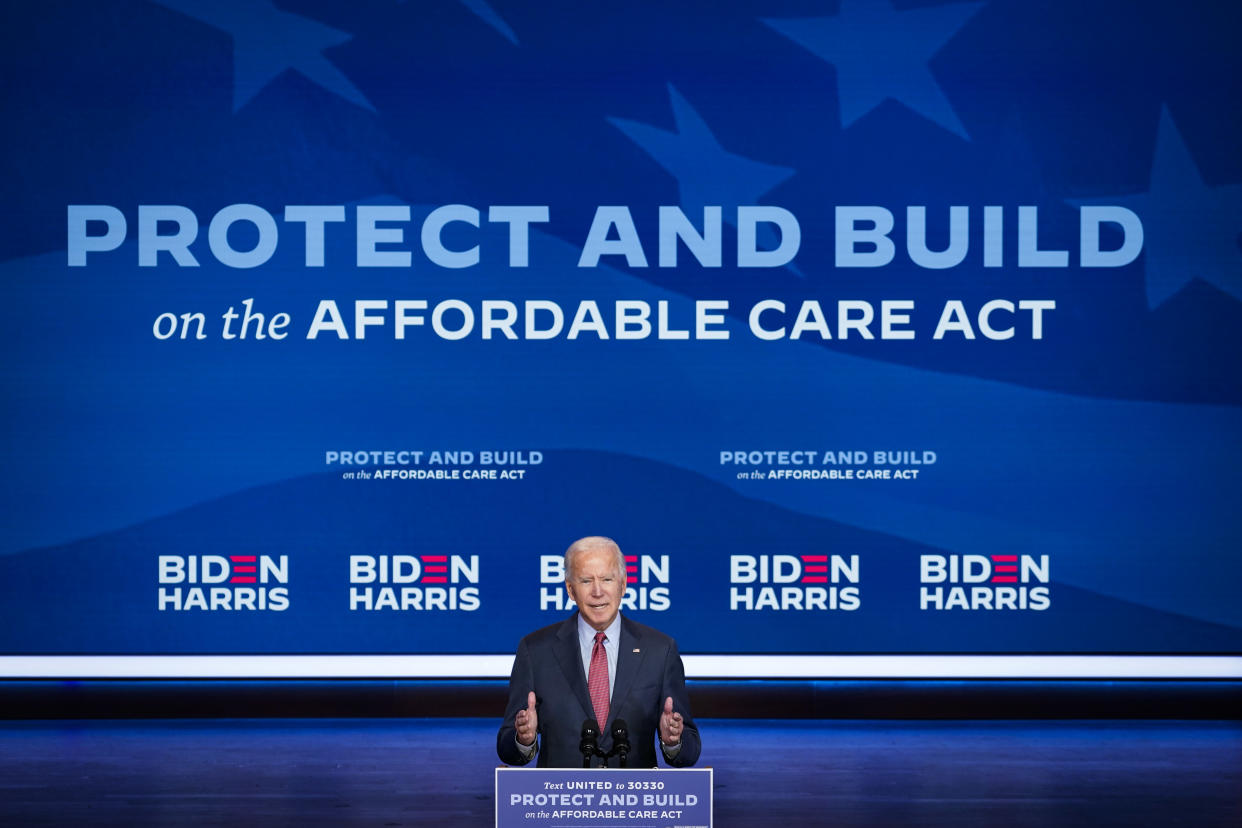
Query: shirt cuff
[
  {"left": 660, "top": 740, "right": 682, "bottom": 760},
  {"left": 516, "top": 735, "right": 537, "bottom": 760}
]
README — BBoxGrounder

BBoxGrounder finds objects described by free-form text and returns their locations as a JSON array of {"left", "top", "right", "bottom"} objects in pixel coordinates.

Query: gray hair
[{"left": 564, "top": 536, "right": 626, "bottom": 582}]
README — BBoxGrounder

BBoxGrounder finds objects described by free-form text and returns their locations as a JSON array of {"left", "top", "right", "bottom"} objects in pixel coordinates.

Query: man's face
[{"left": 565, "top": 545, "right": 626, "bottom": 631}]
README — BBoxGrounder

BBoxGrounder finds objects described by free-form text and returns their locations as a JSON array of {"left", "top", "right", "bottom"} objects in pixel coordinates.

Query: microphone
[
  {"left": 610, "top": 719, "right": 631, "bottom": 768},
  {"left": 579, "top": 719, "right": 600, "bottom": 768}
]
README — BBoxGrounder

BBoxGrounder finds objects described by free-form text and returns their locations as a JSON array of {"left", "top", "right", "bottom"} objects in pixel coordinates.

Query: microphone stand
[
  {"left": 582, "top": 719, "right": 631, "bottom": 768},
  {"left": 579, "top": 719, "right": 600, "bottom": 769},
  {"left": 610, "top": 719, "right": 630, "bottom": 768}
]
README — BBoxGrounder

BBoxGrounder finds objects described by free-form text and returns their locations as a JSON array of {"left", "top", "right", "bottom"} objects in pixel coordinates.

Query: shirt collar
[{"left": 577, "top": 610, "right": 622, "bottom": 646}]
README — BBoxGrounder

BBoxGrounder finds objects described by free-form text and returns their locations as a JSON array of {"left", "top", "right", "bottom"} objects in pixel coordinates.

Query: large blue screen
[{"left": 1, "top": 0, "right": 1239, "bottom": 676}]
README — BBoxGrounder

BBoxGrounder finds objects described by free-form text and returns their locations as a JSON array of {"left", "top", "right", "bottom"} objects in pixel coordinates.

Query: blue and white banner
[
  {"left": 496, "top": 768, "right": 712, "bottom": 828},
  {"left": 1, "top": 1, "right": 1239, "bottom": 672}
]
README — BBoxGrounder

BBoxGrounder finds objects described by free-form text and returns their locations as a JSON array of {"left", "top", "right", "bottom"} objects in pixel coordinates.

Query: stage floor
[{"left": 1, "top": 718, "right": 1239, "bottom": 826}]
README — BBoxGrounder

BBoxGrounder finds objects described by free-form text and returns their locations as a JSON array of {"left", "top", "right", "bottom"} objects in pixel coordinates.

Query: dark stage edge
[
  {"left": 1, "top": 718, "right": 1238, "bottom": 827},
  {"left": 1, "top": 679, "right": 1239, "bottom": 719}
]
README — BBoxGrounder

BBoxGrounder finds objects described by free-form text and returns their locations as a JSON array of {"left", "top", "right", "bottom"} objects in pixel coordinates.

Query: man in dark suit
[{"left": 497, "top": 536, "right": 701, "bottom": 768}]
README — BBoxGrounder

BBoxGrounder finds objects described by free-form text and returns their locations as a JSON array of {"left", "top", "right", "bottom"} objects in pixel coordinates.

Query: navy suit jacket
[{"left": 497, "top": 613, "right": 701, "bottom": 768}]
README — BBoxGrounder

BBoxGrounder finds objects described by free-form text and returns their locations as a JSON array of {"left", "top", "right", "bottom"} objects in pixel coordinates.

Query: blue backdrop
[{"left": 1, "top": 0, "right": 1239, "bottom": 663}]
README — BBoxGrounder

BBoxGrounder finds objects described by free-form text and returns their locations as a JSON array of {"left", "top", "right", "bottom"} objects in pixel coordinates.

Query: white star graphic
[
  {"left": 152, "top": 0, "right": 373, "bottom": 112},
  {"left": 609, "top": 85, "right": 795, "bottom": 215},
  {"left": 1077, "top": 108, "right": 1242, "bottom": 308},
  {"left": 764, "top": 0, "right": 985, "bottom": 140}
]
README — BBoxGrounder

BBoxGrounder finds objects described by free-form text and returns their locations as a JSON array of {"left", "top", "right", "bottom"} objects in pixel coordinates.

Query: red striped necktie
[{"left": 587, "top": 631, "right": 609, "bottom": 725}]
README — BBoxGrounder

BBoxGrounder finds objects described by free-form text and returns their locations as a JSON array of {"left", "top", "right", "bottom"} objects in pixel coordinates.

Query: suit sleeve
[
  {"left": 661, "top": 638, "right": 701, "bottom": 767},
  {"left": 497, "top": 636, "right": 537, "bottom": 766}
]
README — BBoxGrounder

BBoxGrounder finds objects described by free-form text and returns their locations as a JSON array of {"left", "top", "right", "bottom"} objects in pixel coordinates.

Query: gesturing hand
[
  {"left": 515, "top": 691, "right": 538, "bottom": 746},
  {"left": 658, "top": 696, "right": 683, "bottom": 746}
]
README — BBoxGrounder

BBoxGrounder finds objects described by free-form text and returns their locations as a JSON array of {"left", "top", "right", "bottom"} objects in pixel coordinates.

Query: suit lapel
[
  {"left": 607, "top": 616, "right": 649, "bottom": 728},
  {"left": 552, "top": 612, "right": 595, "bottom": 723}
]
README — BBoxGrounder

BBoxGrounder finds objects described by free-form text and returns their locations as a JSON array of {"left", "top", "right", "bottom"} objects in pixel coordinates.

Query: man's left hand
[{"left": 658, "top": 696, "right": 683, "bottom": 745}]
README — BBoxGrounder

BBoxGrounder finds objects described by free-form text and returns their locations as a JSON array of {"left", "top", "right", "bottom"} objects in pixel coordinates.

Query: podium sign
[{"left": 495, "top": 767, "right": 713, "bottom": 828}]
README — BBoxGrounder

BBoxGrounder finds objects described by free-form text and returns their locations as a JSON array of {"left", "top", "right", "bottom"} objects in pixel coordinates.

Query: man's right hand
[{"left": 515, "top": 691, "right": 538, "bottom": 746}]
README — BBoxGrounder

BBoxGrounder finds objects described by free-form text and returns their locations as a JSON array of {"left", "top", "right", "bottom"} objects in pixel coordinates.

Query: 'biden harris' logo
[
  {"left": 158, "top": 555, "right": 289, "bottom": 611},
  {"left": 729, "top": 555, "right": 861, "bottom": 611},
  {"left": 349, "top": 554, "right": 481, "bottom": 611},
  {"left": 919, "top": 555, "right": 1050, "bottom": 611}
]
